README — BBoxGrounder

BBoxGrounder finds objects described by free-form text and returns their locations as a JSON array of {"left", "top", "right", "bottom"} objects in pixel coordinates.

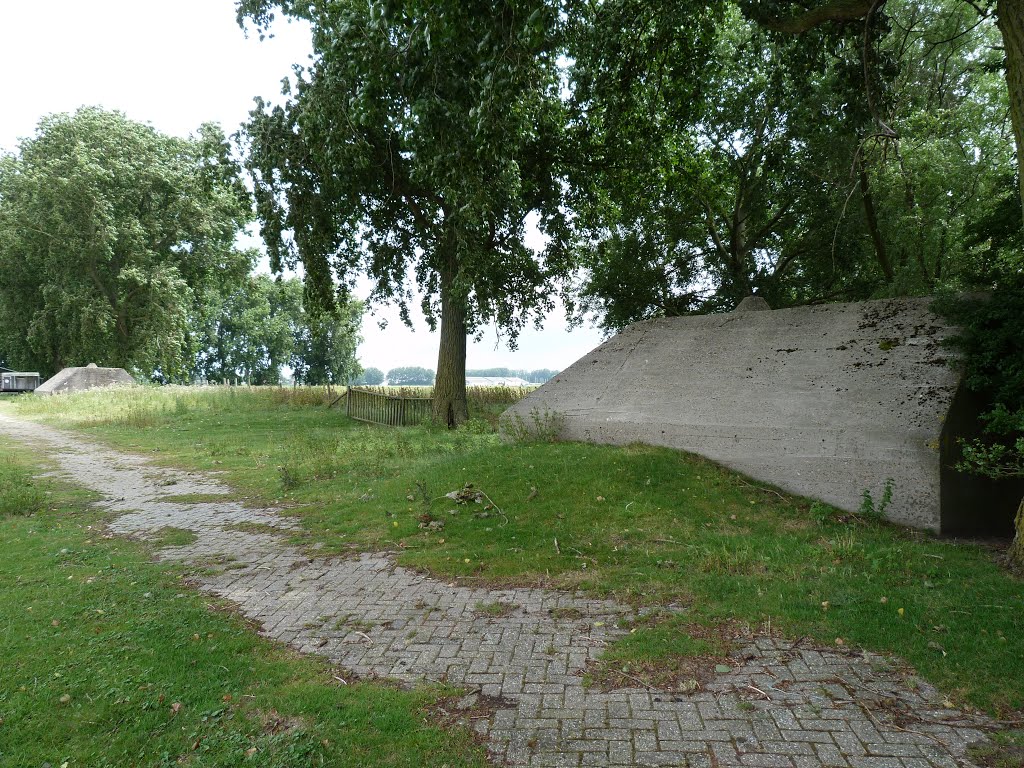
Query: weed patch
[
  {"left": 150, "top": 526, "right": 199, "bottom": 548},
  {"left": 224, "top": 521, "right": 285, "bottom": 536},
  {"left": 473, "top": 601, "right": 518, "bottom": 618},
  {"left": 587, "top": 614, "right": 738, "bottom": 693},
  {"left": 501, "top": 406, "right": 565, "bottom": 443},
  {"left": 969, "top": 731, "right": 1024, "bottom": 768}
]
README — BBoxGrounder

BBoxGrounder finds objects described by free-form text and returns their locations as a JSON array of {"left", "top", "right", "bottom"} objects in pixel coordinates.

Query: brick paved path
[{"left": 0, "top": 413, "right": 995, "bottom": 767}]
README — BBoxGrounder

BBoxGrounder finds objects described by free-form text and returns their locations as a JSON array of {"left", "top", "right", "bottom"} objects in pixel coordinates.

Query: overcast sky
[{"left": 0, "top": 0, "right": 604, "bottom": 374}]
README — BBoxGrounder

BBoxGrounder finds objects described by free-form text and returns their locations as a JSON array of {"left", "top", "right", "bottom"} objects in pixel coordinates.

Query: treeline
[
  {"left": 194, "top": 275, "right": 363, "bottom": 386},
  {"left": 0, "top": 108, "right": 363, "bottom": 385}
]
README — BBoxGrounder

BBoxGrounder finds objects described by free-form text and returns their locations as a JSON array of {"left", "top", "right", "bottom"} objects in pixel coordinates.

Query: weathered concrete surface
[
  {"left": 35, "top": 362, "right": 136, "bottom": 396},
  {"left": 504, "top": 298, "right": 959, "bottom": 531},
  {"left": 0, "top": 412, "right": 996, "bottom": 767}
]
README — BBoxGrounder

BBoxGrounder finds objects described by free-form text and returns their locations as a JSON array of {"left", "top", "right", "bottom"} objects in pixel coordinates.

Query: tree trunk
[
  {"left": 859, "top": 161, "right": 894, "bottom": 282},
  {"left": 997, "top": 0, "right": 1024, "bottom": 223},
  {"left": 1009, "top": 495, "right": 1024, "bottom": 570},
  {"left": 432, "top": 264, "right": 469, "bottom": 428}
]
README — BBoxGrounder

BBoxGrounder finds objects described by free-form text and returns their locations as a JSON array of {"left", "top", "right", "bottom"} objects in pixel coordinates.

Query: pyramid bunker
[
  {"left": 34, "top": 363, "right": 136, "bottom": 397},
  {"left": 504, "top": 297, "right": 1019, "bottom": 535}
]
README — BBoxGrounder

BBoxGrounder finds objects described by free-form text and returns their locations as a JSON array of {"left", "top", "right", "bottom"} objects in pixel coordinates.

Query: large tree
[
  {"left": 238, "top": 0, "right": 565, "bottom": 425},
  {"left": 739, "top": 0, "right": 1024, "bottom": 222},
  {"left": 290, "top": 296, "right": 364, "bottom": 386},
  {"left": 194, "top": 274, "right": 300, "bottom": 385},
  {"left": 0, "top": 108, "right": 251, "bottom": 379},
  {"left": 567, "top": 0, "right": 1014, "bottom": 328}
]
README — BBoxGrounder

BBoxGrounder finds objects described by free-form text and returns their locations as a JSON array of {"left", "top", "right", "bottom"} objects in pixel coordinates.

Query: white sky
[{"left": 0, "top": 0, "right": 603, "bottom": 374}]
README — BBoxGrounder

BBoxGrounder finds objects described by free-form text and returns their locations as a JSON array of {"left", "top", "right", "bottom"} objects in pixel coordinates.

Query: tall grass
[
  {"left": 349, "top": 384, "right": 531, "bottom": 406},
  {"left": 13, "top": 384, "right": 530, "bottom": 430},
  {"left": 14, "top": 385, "right": 349, "bottom": 428}
]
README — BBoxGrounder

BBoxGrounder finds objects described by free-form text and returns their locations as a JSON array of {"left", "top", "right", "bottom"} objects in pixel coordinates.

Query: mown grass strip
[{"left": 0, "top": 443, "right": 487, "bottom": 768}]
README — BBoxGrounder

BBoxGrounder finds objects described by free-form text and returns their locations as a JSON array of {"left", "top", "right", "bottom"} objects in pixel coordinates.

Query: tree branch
[{"left": 748, "top": 0, "right": 877, "bottom": 34}]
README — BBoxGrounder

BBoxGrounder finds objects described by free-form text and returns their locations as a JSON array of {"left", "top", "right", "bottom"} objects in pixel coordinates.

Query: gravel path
[{"left": 0, "top": 412, "right": 995, "bottom": 767}]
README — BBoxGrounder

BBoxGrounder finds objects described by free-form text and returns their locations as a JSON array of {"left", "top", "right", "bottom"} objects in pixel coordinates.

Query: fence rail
[{"left": 345, "top": 386, "right": 432, "bottom": 426}]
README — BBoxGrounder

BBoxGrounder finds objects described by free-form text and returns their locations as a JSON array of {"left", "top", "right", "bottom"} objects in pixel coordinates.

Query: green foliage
[
  {"left": 859, "top": 1, "right": 1014, "bottom": 296},
  {"left": 386, "top": 367, "right": 436, "bottom": 386},
  {"left": 193, "top": 274, "right": 301, "bottom": 385},
  {"left": 0, "top": 108, "right": 252, "bottom": 379},
  {"left": 192, "top": 275, "right": 363, "bottom": 387},
  {"left": 501, "top": 406, "right": 565, "bottom": 443},
  {"left": 290, "top": 299, "right": 364, "bottom": 386},
  {"left": 238, "top": 0, "right": 567, "bottom": 420},
  {"left": 353, "top": 367, "right": 386, "bottom": 386},
  {"left": 938, "top": 278, "right": 1024, "bottom": 481},
  {"left": 959, "top": 417, "right": 1024, "bottom": 480},
  {"left": 566, "top": 0, "right": 1015, "bottom": 330},
  {"left": 858, "top": 479, "right": 895, "bottom": 520}
]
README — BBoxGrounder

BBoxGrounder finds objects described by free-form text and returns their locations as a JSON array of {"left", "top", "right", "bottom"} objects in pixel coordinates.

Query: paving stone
[{"left": 0, "top": 411, "right": 1001, "bottom": 768}]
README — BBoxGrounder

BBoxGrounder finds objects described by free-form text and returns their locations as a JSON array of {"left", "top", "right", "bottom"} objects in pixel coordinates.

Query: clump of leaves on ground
[
  {"left": 0, "top": 446, "right": 487, "bottom": 768},
  {"left": 5, "top": 387, "right": 1024, "bottom": 717}
]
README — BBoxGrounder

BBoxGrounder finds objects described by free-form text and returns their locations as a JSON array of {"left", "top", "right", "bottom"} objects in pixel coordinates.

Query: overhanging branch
[{"left": 747, "top": 0, "right": 877, "bottom": 34}]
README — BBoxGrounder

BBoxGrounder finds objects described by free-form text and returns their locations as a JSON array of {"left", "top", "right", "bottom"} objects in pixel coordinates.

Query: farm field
[{"left": 3, "top": 386, "right": 1024, "bottom": 724}]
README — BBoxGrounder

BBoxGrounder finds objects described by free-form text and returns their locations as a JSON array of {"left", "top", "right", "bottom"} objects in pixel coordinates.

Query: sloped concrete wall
[
  {"left": 504, "top": 298, "right": 959, "bottom": 531},
  {"left": 35, "top": 364, "right": 136, "bottom": 396}
]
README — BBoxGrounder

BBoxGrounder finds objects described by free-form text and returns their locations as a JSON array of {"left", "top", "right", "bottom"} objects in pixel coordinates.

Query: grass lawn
[
  {"left": 0, "top": 444, "right": 487, "bottom": 767},
  {"left": 4, "top": 386, "right": 1024, "bottom": 720}
]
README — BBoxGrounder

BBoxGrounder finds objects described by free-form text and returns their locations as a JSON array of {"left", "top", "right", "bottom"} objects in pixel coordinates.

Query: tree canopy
[
  {"left": 562, "top": 0, "right": 1017, "bottom": 330},
  {"left": 352, "top": 366, "right": 385, "bottom": 386},
  {"left": 238, "top": 0, "right": 566, "bottom": 424},
  {"left": 738, "top": 0, "right": 1023, "bottom": 221},
  {"left": 0, "top": 108, "right": 252, "bottom": 379},
  {"left": 386, "top": 366, "right": 436, "bottom": 386}
]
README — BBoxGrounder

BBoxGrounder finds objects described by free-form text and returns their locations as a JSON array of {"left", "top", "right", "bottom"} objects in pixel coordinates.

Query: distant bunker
[
  {"left": 505, "top": 297, "right": 1018, "bottom": 535},
  {"left": 35, "top": 363, "right": 136, "bottom": 397}
]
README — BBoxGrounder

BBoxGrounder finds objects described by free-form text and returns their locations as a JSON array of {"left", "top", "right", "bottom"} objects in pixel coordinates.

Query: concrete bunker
[
  {"left": 34, "top": 363, "right": 136, "bottom": 397},
  {"left": 505, "top": 297, "right": 1019, "bottom": 534}
]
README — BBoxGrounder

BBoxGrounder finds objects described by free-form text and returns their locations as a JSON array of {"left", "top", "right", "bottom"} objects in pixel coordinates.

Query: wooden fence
[{"left": 345, "top": 387, "right": 432, "bottom": 426}]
